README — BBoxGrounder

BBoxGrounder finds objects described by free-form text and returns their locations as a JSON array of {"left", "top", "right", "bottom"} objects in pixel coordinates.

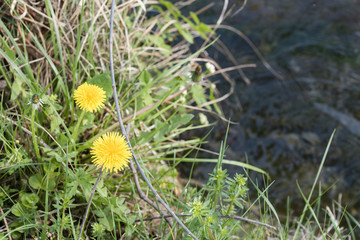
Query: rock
[{"left": 0, "top": 80, "right": 7, "bottom": 89}]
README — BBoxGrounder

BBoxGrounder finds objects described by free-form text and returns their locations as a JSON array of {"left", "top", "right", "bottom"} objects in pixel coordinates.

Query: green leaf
[
  {"left": 76, "top": 168, "right": 94, "bottom": 200},
  {"left": 21, "top": 193, "right": 39, "bottom": 209},
  {"left": 169, "top": 114, "right": 193, "bottom": 130},
  {"left": 137, "top": 131, "right": 154, "bottom": 145},
  {"left": 10, "top": 72, "right": 29, "bottom": 101},
  {"left": 29, "top": 173, "right": 43, "bottom": 190},
  {"left": 83, "top": 111, "right": 95, "bottom": 127},
  {"left": 139, "top": 70, "right": 152, "bottom": 84},
  {"left": 141, "top": 91, "right": 153, "bottom": 107},
  {"left": 174, "top": 22, "right": 194, "bottom": 44},
  {"left": 94, "top": 207, "right": 114, "bottom": 231},
  {"left": 154, "top": 119, "right": 169, "bottom": 142},
  {"left": 0, "top": 36, "right": 16, "bottom": 61},
  {"left": 29, "top": 173, "right": 56, "bottom": 191},
  {"left": 88, "top": 73, "right": 113, "bottom": 98},
  {"left": 125, "top": 224, "right": 136, "bottom": 239},
  {"left": 153, "top": 114, "right": 193, "bottom": 142},
  {"left": 67, "top": 151, "right": 78, "bottom": 159},
  {"left": 47, "top": 151, "right": 63, "bottom": 163},
  {"left": 98, "top": 216, "right": 113, "bottom": 231},
  {"left": 199, "top": 22, "right": 214, "bottom": 34},
  {"left": 96, "top": 179, "right": 107, "bottom": 198},
  {"left": 146, "top": 36, "right": 171, "bottom": 56},
  {"left": 11, "top": 203, "right": 24, "bottom": 217},
  {"left": 210, "top": 86, "right": 222, "bottom": 115},
  {"left": 66, "top": 181, "right": 78, "bottom": 199},
  {"left": 50, "top": 117, "right": 60, "bottom": 134},
  {"left": 190, "top": 11, "right": 200, "bottom": 25},
  {"left": 159, "top": 0, "right": 173, "bottom": 10},
  {"left": 191, "top": 84, "right": 207, "bottom": 106}
]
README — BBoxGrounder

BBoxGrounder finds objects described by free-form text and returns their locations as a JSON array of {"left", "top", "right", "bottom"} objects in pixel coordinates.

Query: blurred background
[{"left": 178, "top": 0, "right": 360, "bottom": 219}]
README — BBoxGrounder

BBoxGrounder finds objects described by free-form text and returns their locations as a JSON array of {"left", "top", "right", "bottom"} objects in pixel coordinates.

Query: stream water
[{"left": 178, "top": 0, "right": 360, "bottom": 221}]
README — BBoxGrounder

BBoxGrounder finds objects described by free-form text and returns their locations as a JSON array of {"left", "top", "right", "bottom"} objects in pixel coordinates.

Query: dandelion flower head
[
  {"left": 74, "top": 83, "right": 106, "bottom": 112},
  {"left": 28, "top": 94, "right": 44, "bottom": 110},
  {"left": 91, "top": 132, "right": 132, "bottom": 173}
]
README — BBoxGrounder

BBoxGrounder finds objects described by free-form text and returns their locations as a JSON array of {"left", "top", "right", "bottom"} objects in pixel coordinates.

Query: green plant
[
  {"left": 0, "top": 0, "right": 255, "bottom": 239},
  {"left": 1, "top": 0, "right": 358, "bottom": 239}
]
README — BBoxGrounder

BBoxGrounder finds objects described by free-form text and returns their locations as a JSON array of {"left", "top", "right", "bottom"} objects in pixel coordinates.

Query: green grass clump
[{"left": 0, "top": 0, "right": 358, "bottom": 239}]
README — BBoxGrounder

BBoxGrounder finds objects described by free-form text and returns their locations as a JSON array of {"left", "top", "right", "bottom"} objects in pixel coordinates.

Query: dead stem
[
  {"left": 0, "top": 206, "right": 13, "bottom": 240},
  {"left": 108, "top": 0, "right": 198, "bottom": 238}
]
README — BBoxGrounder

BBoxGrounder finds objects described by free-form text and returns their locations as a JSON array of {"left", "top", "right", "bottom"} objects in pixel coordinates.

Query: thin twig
[
  {"left": 211, "top": 37, "right": 251, "bottom": 85},
  {"left": 231, "top": 0, "right": 248, "bottom": 16},
  {"left": 214, "top": 24, "right": 284, "bottom": 81},
  {"left": 0, "top": 206, "right": 12, "bottom": 240},
  {"left": 10, "top": 0, "right": 27, "bottom": 20},
  {"left": 78, "top": 171, "right": 104, "bottom": 240},
  {"left": 108, "top": 0, "right": 198, "bottom": 239},
  {"left": 216, "top": 0, "right": 228, "bottom": 25},
  {"left": 203, "top": 63, "right": 256, "bottom": 78}
]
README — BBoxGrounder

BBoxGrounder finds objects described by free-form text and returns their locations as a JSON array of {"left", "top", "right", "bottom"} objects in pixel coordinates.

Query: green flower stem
[
  {"left": 41, "top": 173, "right": 50, "bottom": 239},
  {"left": 59, "top": 204, "right": 66, "bottom": 239},
  {"left": 72, "top": 110, "right": 86, "bottom": 143},
  {"left": 212, "top": 181, "right": 220, "bottom": 210},
  {"left": 78, "top": 170, "right": 103, "bottom": 240},
  {"left": 31, "top": 107, "right": 41, "bottom": 161},
  {"left": 73, "top": 110, "right": 86, "bottom": 167},
  {"left": 226, "top": 197, "right": 235, "bottom": 216}
]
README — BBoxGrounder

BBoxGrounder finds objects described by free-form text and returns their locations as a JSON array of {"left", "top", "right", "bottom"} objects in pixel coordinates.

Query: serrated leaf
[
  {"left": 50, "top": 117, "right": 60, "bottom": 134},
  {"left": 169, "top": 114, "right": 193, "bottom": 131},
  {"left": 141, "top": 92, "right": 153, "bottom": 106},
  {"left": 191, "top": 84, "right": 207, "bottom": 105},
  {"left": 48, "top": 151, "right": 72, "bottom": 163},
  {"left": 137, "top": 131, "right": 154, "bottom": 145},
  {"left": 98, "top": 216, "right": 113, "bottom": 231},
  {"left": 76, "top": 169, "right": 93, "bottom": 200},
  {"left": 96, "top": 179, "right": 107, "bottom": 198},
  {"left": 67, "top": 181, "right": 78, "bottom": 198},
  {"left": 154, "top": 119, "right": 168, "bottom": 142},
  {"left": 54, "top": 153, "right": 63, "bottom": 162},
  {"left": 94, "top": 207, "right": 114, "bottom": 231}
]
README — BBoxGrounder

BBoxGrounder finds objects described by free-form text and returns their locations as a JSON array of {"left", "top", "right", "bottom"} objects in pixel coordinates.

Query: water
[{"left": 178, "top": 0, "right": 360, "bottom": 220}]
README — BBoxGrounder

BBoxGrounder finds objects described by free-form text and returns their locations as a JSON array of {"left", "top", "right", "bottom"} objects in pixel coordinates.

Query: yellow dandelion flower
[
  {"left": 74, "top": 83, "right": 106, "bottom": 112},
  {"left": 90, "top": 132, "right": 132, "bottom": 172}
]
